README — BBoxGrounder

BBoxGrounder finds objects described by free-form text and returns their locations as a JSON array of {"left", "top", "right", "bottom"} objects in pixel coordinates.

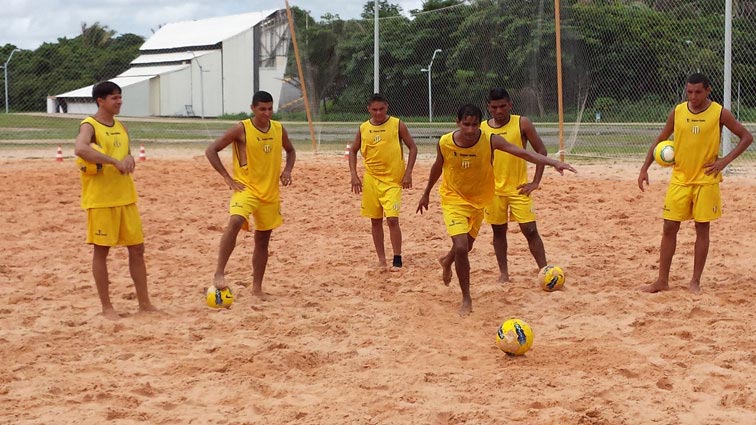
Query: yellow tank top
[
  {"left": 671, "top": 101, "right": 723, "bottom": 186},
  {"left": 79, "top": 117, "right": 137, "bottom": 209},
  {"left": 439, "top": 130, "right": 494, "bottom": 208},
  {"left": 241, "top": 119, "right": 283, "bottom": 202},
  {"left": 481, "top": 116, "right": 527, "bottom": 195},
  {"left": 359, "top": 116, "right": 405, "bottom": 185}
]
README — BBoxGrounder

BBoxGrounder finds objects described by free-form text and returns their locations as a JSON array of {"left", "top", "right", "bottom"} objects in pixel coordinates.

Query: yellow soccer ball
[
  {"left": 76, "top": 143, "right": 105, "bottom": 175},
  {"left": 206, "top": 286, "right": 234, "bottom": 309},
  {"left": 496, "top": 318, "right": 534, "bottom": 356},
  {"left": 538, "top": 265, "right": 565, "bottom": 292},
  {"left": 653, "top": 140, "right": 675, "bottom": 167}
]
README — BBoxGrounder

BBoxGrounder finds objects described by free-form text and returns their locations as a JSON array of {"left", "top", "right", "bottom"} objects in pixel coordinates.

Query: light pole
[
  {"left": 2, "top": 49, "right": 21, "bottom": 113},
  {"left": 420, "top": 49, "right": 442, "bottom": 123}
]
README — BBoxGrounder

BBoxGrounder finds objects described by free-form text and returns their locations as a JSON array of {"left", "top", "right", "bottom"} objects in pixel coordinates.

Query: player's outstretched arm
[
  {"left": 638, "top": 108, "right": 675, "bottom": 192},
  {"left": 417, "top": 143, "right": 444, "bottom": 214},
  {"left": 205, "top": 123, "right": 245, "bottom": 191},
  {"left": 399, "top": 121, "right": 418, "bottom": 189},
  {"left": 492, "top": 134, "right": 576, "bottom": 175},
  {"left": 280, "top": 127, "right": 295, "bottom": 186},
  {"left": 349, "top": 131, "right": 363, "bottom": 194}
]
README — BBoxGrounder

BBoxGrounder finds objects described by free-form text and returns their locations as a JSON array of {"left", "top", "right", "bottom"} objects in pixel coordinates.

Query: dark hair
[
  {"left": 687, "top": 73, "right": 711, "bottom": 89},
  {"left": 487, "top": 88, "right": 511, "bottom": 102},
  {"left": 92, "top": 81, "right": 121, "bottom": 101},
  {"left": 252, "top": 91, "right": 274, "bottom": 106},
  {"left": 367, "top": 93, "right": 388, "bottom": 105},
  {"left": 456, "top": 104, "right": 483, "bottom": 122}
]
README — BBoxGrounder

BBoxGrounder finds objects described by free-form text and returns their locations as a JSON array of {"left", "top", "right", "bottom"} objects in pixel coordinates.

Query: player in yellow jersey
[
  {"left": 417, "top": 104, "right": 576, "bottom": 316},
  {"left": 638, "top": 73, "right": 753, "bottom": 293},
  {"left": 482, "top": 88, "right": 550, "bottom": 283},
  {"left": 206, "top": 91, "right": 296, "bottom": 298},
  {"left": 74, "top": 81, "right": 157, "bottom": 320},
  {"left": 349, "top": 93, "right": 418, "bottom": 271}
]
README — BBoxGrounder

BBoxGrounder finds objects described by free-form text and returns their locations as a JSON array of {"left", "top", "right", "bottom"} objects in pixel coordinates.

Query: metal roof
[
  {"left": 140, "top": 10, "right": 277, "bottom": 51},
  {"left": 56, "top": 65, "right": 189, "bottom": 97},
  {"left": 131, "top": 51, "right": 213, "bottom": 65}
]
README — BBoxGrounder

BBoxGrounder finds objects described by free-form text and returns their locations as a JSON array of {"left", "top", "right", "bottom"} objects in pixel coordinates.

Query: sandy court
[{"left": 1, "top": 148, "right": 756, "bottom": 424}]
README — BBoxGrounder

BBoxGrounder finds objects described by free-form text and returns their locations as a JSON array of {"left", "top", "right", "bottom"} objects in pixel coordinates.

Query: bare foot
[
  {"left": 498, "top": 273, "right": 510, "bottom": 283},
  {"left": 458, "top": 298, "right": 472, "bottom": 316},
  {"left": 439, "top": 257, "right": 452, "bottom": 286},
  {"left": 102, "top": 308, "right": 121, "bottom": 321},
  {"left": 139, "top": 303, "right": 159, "bottom": 313},
  {"left": 688, "top": 281, "right": 701, "bottom": 294},
  {"left": 641, "top": 280, "right": 669, "bottom": 293},
  {"left": 213, "top": 274, "right": 228, "bottom": 290},
  {"left": 389, "top": 266, "right": 402, "bottom": 272},
  {"left": 252, "top": 284, "right": 268, "bottom": 300}
]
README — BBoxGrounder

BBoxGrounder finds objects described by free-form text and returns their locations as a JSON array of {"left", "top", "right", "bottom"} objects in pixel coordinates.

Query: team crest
[
  {"left": 461, "top": 159, "right": 471, "bottom": 169},
  {"left": 691, "top": 126, "right": 700, "bottom": 134},
  {"left": 263, "top": 144, "right": 272, "bottom": 153}
]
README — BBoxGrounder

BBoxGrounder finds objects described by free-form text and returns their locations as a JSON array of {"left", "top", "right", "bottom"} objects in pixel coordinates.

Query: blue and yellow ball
[
  {"left": 206, "top": 286, "right": 234, "bottom": 309},
  {"left": 496, "top": 318, "right": 534, "bottom": 356},
  {"left": 538, "top": 265, "right": 565, "bottom": 292}
]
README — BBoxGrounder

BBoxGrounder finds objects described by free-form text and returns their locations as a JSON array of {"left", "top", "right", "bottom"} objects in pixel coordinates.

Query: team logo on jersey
[
  {"left": 691, "top": 126, "right": 700, "bottom": 134},
  {"left": 263, "top": 144, "right": 272, "bottom": 153},
  {"left": 461, "top": 159, "right": 471, "bottom": 169},
  {"left": 374, "top": 135, "right": 381, "bottom": 142},
  {"left": 113, "top": 137, "right": 121, "bottom": 147}
]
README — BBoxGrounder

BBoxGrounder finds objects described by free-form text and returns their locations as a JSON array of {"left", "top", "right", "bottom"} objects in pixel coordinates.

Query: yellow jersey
[
  {"left": 231, "top": 136, "right": 249, "bottom": 187},
  {"left": 241, "top": 119, "right": 283, "bottom": 202},
  {"left": 439, "top": 130, "right": 494, "bottom": 208},
  {"left": 671, "top": 101, "right": 723, "bottom": 186},
  {"left": 79, "top": 117, "right": 137, "bottom": 209},
  {"left": 359, "top": 116, "right": 405, "bottom": 186},
  {"left": 481, "top": 116, "right": 528, "bottom": 195}
]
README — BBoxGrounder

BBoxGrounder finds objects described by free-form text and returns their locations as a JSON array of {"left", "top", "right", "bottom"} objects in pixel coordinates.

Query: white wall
[
  {"left": 258, "top": 54, "right": 288, "bottom": 111},
  {"left": 190, "top": 51, "right": 223, "bottom": 117},
  {"left": 159, "top": 68, "right": 192, "bottom": 116},
  {"left": 119, "top": 80, "right": 151, "bottom": 117},
  {"left": 222, "top": 29, "right": 255, "bottom": 115}
]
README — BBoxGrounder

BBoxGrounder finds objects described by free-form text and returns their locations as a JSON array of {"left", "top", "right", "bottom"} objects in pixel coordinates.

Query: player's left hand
[
  {"left": 402, "top": 176, "right": 413, "bottom": 189},
  {"left": 553, "top": 161, "right": 577, "bottom": 175},
  {"left": 517, "top": 182, "right": 539, "bottom": 195},
  {"left": 703, "top": 158, "right": 727, "bottom": 176},
  {"left": 280, "top": 170, "right": 292, "bottom": 186}
]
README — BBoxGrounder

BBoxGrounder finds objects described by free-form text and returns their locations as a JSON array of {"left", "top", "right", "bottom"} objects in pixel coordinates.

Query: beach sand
[{"left": 1, "top": 148, "right": 756, "bottom": 424}]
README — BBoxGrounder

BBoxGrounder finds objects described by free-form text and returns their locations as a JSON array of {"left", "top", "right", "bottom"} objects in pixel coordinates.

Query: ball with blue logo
[
  {"left": 496, "top": 318, "right": 534, "bottom": 356},
  {"left": 538, "top": 265, "right": 566, "bottom": 292},
  {"left": 206, "top": 286, "right": 234, "bottom": 309}
]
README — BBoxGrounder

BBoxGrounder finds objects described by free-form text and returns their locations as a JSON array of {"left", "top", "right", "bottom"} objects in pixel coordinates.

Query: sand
[{"left": 1, "top": 148, "right": 756, "bottom": 424}]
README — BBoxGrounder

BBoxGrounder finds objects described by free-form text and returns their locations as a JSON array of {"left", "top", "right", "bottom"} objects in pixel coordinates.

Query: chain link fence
[{"left": 1, "top": 0, "right": 755, "bottom": 172}]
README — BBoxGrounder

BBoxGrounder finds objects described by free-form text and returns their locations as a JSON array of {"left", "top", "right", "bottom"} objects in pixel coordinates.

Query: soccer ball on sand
[
  {"left": 496, "top": 318, "right": 534, "bottom": 356},
  {"left": 653, "top": 140, "right": 675, "bottom": 167},
  {"left": 206, "top": 286, "right": 234, "bottom": 309},
  {"left": 538, "top": 265, "right": 565, "bottom": 292}
]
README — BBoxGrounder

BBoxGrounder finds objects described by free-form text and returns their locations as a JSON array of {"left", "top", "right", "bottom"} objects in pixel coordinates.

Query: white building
[{"left": 49, "top": 9, "right": 290, "bottom": 117}]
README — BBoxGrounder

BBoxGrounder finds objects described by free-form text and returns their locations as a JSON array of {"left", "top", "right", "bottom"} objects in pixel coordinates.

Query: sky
[{"left": 1, "top": 0, "right": 425, "bottom": 50}]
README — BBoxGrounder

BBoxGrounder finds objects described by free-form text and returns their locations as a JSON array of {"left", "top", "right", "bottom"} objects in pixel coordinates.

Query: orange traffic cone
[
  {"left": 138, "top": 145, "right": 146, "bottom": 161},
  {"left": 55, "top": 145, "right": 63, "bottom": 162},
  {"left": 343, "top": 143, "right": 350, "bottom": 159}
]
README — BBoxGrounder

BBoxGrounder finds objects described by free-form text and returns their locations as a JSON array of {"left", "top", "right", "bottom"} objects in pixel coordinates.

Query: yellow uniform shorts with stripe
[
  {"left": 484, "top": 192, "right": 536, "bottom": 225},
  {"left": 86, "top": 203, "right": 144, "bottom": 246},
  {"left": 229, "top": 189, "right": 282, "bottom": 231},
  {"left": 442, "top": 203, "right": 485, "bottom": 238},
  {"left": 361, "top": 173, "right": 401, "bottom": 219},
  {"left": 662, "top": 183, "right": 721, "bottom": 222}
]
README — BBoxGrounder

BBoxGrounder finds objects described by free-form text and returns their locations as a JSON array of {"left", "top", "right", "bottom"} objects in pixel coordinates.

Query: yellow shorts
[
  {"left": 442, "top": 203, "right": 485, "bottom": 238},
  {"left": 361, "top": 173, "right": 401, "bottom": 219},
  {"left": 663, "top": 183, "right": 721, "bottom": 222},
  {"left": 87, "top": 203, "right": 144, "bottom": 246},
  {"left": 229, "top": 189, "right": 282, "bottom": 231},
  {"left": 485, "top": 193, "right": 536, "bottom": 225}
]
